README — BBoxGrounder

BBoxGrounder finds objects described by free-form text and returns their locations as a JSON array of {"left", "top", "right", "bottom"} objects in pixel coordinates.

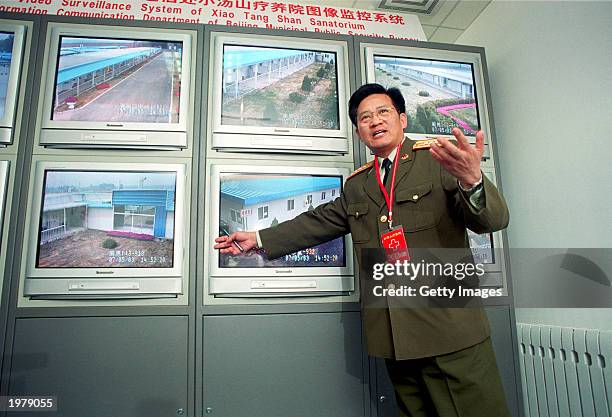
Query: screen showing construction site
[
  {"left": 373, "top": 55, "right": 481, "bottom": 137},
  {"left": 218, "top": 172, "right": 345, "bottom": 268},
  {"left": 220, "top": 44, "right": 340, "bottom": 131},
  {"left": 51, "top": 36, "right": 183, "bottom": 124},
  {"left": 36, "top": 170, "right": 177, "bottom": 269}
]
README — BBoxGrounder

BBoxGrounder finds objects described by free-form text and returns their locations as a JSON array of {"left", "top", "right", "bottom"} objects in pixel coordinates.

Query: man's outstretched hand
[
  {"left": 429, "top": 127, "right": 484, "bottom": 189},
  {"left": 214, "top": 231, "right": 258, "bottom": 255}
]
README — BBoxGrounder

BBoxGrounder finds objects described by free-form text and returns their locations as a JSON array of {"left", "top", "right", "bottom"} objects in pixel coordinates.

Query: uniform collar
[
  {"left": 376, "top": 146, "right": 399, "bottom": 166},
  {"left": 364, "top": 137, "right": 415, "bottom": 207}
]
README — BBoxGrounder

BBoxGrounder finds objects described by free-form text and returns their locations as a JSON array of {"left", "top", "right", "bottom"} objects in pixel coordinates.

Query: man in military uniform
[{"left": 215, "top": 83, "right": 510, "bottom": 417}]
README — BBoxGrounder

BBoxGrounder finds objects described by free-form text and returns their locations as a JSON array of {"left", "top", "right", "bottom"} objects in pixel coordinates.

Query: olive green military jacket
[{"left": 260, "top": 138, "right": 509, "bottom": 360}]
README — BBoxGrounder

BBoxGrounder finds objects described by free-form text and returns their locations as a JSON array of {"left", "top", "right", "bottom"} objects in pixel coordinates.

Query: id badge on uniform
[{"left": 380, "top": 225, "right": 410, "bottom": 263}]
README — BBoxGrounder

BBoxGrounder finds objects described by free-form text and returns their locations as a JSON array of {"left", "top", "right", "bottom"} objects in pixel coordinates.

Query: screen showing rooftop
[
  {"left": 51, "top": 36, "right": 183, "bottom": 124},
  {"left": 373, "top": 55, "right": 480, "bottom": 136},
  {"left": 219, "top": 173, "right": 344, "bottom": 268},
  {"left": 221, "top": 45, "right": 340, "bottom": 130},
  {"left": 0, "top": 31, "right": 15, "bottom": 120},
  {"left": 36, "top": 170, "right": 177, "bottom": 269}
]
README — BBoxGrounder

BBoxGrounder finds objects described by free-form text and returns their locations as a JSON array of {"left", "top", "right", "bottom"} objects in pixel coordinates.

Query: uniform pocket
[
  {"left": 395, "top": 183, "right": 440, "bottom": 232},
  {"left": 347, "top": 202, "right": 371, "bottom": 243},
  {"left": 395, "top": 182, "right": 433, "bottom": 203}
]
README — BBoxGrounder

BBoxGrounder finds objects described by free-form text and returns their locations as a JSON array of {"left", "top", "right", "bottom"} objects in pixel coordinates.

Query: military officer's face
[{"left": 355, "top": 94, "right": 408, "bottom": 158}]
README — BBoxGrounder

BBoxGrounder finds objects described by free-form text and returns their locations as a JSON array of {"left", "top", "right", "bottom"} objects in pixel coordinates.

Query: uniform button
[
  {"left": 412, "top": 194, "right": 419, "bottom": 201},
  {"left": 387, "top": 284, "right": 396, "bottom": 290},
  {"left": 380, "top": 215, "right": 387, "bottom": 223}
]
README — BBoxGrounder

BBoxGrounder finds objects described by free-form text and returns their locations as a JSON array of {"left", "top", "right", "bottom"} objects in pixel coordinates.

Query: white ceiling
[{"left": 302, "top": 0, "right": 492, "bottom": 43}]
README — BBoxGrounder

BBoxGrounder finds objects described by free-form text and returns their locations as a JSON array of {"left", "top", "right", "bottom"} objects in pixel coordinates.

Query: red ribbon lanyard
[{"left": 374, "top": 143, "right": 402, "bottom": 229}]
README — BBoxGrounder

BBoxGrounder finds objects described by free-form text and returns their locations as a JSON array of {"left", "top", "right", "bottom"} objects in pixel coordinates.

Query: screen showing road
[
  {"left": 51, "top": 36, "right": 183, "bottom": 124},
  {"left": 374, "top": 55, "right": 480, "bottom": 136}
]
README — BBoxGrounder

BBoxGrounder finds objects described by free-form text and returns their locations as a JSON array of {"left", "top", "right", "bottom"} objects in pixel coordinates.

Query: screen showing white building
[
  {"left": 221, "top": 45, "right": 339, "bottom": 130},
  {"left": 36, "top": 170, "right": 176, "bottom": 269},
  {"left": 219, "top": 173, "right": 344, "bottom": 268}
]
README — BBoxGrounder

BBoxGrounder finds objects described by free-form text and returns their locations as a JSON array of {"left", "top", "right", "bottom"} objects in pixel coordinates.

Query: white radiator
[{"left": 517, "top": 323, "right": 612, "bottom": 417}]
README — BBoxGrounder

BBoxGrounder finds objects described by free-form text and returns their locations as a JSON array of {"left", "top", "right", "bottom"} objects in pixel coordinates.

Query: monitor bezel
[
  {"left": 207, "top": 163, "right": 354, "bottom": 295},
  {"left": 0, "top": 23, "right": 26, "bottom": 144},
  {"left": 38, "top": 23, "right": 194, "bottom": 148},
  {"left": 25, "top": 161, "right": 186, "bottom": 283},
  {"left": 470, "top": 165, "right": 507, "bottom": 283},
  {"left": 208, "top": 31, "right": 352, "bottom": 155},
  {"left": 362, "top": 43, "right": 492, "bottom": 158},
  {"left": 0, "top": 160, "right": 9, "bottom": 242}
]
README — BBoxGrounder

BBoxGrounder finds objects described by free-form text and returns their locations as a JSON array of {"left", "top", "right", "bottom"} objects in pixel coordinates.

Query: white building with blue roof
[
  {"left": 41, "top": 188, "right": 175, "bottom": 244},
  {"left": 376, "top": 57, "right": 475, "bottom": 99},
  {"left": 220, "top": 175, "right": 341, "bottom": 233},
  {"left": 222, "top": 45, "right": 334, "bottom": 102}
]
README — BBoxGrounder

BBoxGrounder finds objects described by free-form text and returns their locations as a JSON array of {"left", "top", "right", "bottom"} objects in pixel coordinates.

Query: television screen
[
  {"left": 373, "top": 55, "right": 480, "bottom": 137},
  {"left": 221, "top": 45, "right": 340, "bottom": 131},
  {"left": 218, "top": 173, "right": 345, "bottom": 268},
  {"left": 0, "top": 161, "right": 8, "bottom": 252},
  {"left": 36, "top": 170, "right": 177, "bottom": 269},
  {"left": 0, "top": 31, "right": 15, "bottom": 121},
  {"left": 468, "top": 167, "right": 503, "bottom": 270},
  {"left": 51, "top": 36, "right": 183, "bottom": 124},
  {"left": 468, "top": 230, "right": 494, "bottom": 265}
]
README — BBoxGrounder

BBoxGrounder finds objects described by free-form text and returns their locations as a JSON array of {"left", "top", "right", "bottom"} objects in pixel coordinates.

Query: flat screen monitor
[
  {"left": 467, "top": 166, "right": 506, "bottom": 276},
  {"left": 39, "top": 24, "right": 194, "bottom": 149},
  {"left": 468, "top": 230, "right": 495, "bottom": 265},
  {"left": 0, "top": 161, "right": 8, "bottom": 250},
  {"left": 209, "top": 32, "right": 351, "bottom": 155},
  {"left": 207, "top": 164, "right": 354, "bottom": 296},
  {"left": 363, "top": 44, "right": 493, "bottom": 159},
  {"left": 0, "top": 23, "right": 26, "bottom": 145},
  {"left": 24, "top": 161, "right": 187, "bottom": 298}
]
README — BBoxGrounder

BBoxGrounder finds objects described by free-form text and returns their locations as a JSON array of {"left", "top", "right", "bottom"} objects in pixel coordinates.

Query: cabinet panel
[
  {"left": 9, "top": 316, "right": 189, "bottom": 417},
  {"left": 203, "top": 312, "right": 366, "bottom": 417}
]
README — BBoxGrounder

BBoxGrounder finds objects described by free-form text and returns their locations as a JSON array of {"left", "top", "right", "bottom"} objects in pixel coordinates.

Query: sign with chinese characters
[{"left": 0, "top": 0, "right": 426, "bottom": 40}]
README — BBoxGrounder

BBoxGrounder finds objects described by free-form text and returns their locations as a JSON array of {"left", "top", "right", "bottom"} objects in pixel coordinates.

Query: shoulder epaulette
[
  {"left": 347, "top": 160, "right": 374, "bottom": 181},
  {"left": 412, "top": 139, "right": 439, "bottom": 151}
]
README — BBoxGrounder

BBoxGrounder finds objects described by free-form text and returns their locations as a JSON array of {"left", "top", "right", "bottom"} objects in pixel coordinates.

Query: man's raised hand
[{"left": 429, "top": 127, "right": 484, "bottom": 188}]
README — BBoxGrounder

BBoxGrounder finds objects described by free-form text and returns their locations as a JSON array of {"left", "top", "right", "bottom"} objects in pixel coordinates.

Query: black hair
[{"left": 348, "top": 83, "right": 406, "bottom": 127}]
